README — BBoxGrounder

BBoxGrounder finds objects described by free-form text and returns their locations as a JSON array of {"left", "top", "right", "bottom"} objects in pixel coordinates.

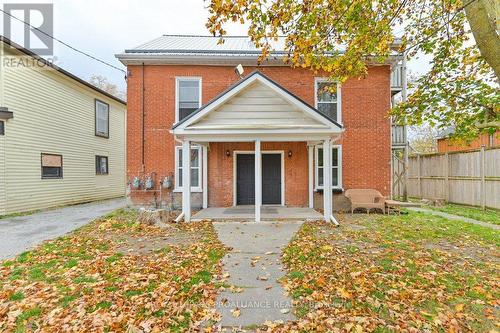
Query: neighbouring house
[
  {"left": 437, "top": 129, "right": 499, "bottom": 153},
  {"left": 116, "top": 35, "right": 405, "bottom": 222},
  {"left": 0, "top": 36, "right": 127, "bottom": 215}
]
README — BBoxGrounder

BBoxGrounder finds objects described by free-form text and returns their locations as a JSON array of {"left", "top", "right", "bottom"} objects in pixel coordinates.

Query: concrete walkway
[
  {"left": 0, "top": 198, "right": 127, "bottom": 260},
  {"left": 214, "top": 221, "right": 302, "bottom": 328},
  {"left": 408, "top": 207, "right": 500, "bottom": 230}
]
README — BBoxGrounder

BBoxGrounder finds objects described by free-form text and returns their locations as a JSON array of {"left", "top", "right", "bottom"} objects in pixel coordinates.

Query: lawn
[
  {"left": 0, "top": 209, "right": 226, "bottom": 332},
  {"left": 270, "top": 212, "right": 499, "bottom": 332},
  {"left": 427, "top": 203, "right": 500, "bottom": 225}
]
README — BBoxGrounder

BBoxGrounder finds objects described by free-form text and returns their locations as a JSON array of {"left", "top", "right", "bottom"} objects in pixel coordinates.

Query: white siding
[
  {"left": 189, "top": 81, "right": 328, "bottom": 129},
  {"left": 1, "top": 47, "right": 126, "bottom": 214},
  {"left": 0, "top": 135, "right": 5, "bottom": 215}
]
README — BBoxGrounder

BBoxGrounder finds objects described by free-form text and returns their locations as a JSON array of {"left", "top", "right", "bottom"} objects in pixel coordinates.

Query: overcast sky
[{"left": 1, "top": 0, "right": 431, "bottom": 93}]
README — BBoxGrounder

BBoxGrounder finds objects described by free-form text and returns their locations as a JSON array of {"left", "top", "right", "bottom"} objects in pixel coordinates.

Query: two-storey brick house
[{"left": 117, "top": 35, "right": 403, "bottom": 222}]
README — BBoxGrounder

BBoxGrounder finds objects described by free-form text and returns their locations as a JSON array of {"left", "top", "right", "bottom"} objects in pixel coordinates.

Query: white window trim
[
  {"left": 174, "top": 145, "right": 203, "bottom": 192},
  {"left": 175, "top": 76, "right": 202, "bottom": 124},
  {"left": 314, "top": 77, "right": 342, "bottom": 125},
  {"left": 314, "top": 144, "right": 342, "bottom": 190}
]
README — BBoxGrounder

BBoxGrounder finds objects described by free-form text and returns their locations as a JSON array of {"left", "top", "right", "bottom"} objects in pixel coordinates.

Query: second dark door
[{"left": 262, "top": 154, "right": 281, "bottom": 204}]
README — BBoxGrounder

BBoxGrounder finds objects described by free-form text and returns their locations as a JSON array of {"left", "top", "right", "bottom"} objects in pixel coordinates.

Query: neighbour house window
[
  {"left": 41, "top": 153, "right": 63, "bottom": 179},
  {"left": 95, "top": 155, "right": 109, "bottom": 175},
  {"left": 95, "top": 99, "right": 109, "bottom": 138},
  {"left": 315, "top": 79, "right": 340, "bottom": 123},
  {"left": 315, "top": 146, "right": 342, "bottom": 189},
  {"left": 176, "top": 78, "right": 201, "bottom": 122},
  {"left": 0, "top": 121, "right": 4, "bottom": 135},
  {"left": 175, "top": 146, "right": 202, "bottom": 191}
]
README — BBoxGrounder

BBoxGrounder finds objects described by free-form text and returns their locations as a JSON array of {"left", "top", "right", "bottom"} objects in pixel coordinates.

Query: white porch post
[
  {"left": 323, "top": 139, "right": 332, "bottom": 222},
  {"left": 255, "top": 139, "right": 262, "bottom": 222},
  {"left": 308, "top": 145, "right": 314, "bottom": 208},
  {"left": 182, "top": 140, "right": 191, "bottom": 222},
  {"left": 202, "top": 146, "right": 208, "bottom": 209}
]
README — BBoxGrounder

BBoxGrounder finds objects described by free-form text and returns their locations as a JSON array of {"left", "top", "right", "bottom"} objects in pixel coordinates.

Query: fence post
[
  {"left": 444, "top": 152, "right": 449, "bottom": 202},
  {"left": 417, "top": 154, "right": 422, "bottom": 198},
  {"left": 481, "top": 145, "right": 486, "bottom": 210}
]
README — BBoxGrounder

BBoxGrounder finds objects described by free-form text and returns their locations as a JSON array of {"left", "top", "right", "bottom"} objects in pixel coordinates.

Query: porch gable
[{"left": 173, "top": 71, "right": 342, "bottom": 134}]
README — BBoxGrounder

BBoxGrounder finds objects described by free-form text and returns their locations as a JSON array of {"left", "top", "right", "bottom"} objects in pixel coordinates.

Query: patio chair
[{"left": 345, "top": 189, "right": 386, "bottom": 214}]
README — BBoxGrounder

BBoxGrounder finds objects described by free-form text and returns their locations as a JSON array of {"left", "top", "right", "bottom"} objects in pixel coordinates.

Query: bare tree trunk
[{"left": 464, "top": 0, "right": 500, "bottom": 79}]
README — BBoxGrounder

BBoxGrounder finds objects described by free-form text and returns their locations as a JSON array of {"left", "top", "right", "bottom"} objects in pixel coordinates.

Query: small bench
[{"left": 385, "top": 199, "right": 403, "bottom": 215}]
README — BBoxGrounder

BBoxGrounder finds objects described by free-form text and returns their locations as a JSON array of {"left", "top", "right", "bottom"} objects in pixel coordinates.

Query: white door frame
[{"left": 233, "top": 150, "right": 285, "bottom": 206}]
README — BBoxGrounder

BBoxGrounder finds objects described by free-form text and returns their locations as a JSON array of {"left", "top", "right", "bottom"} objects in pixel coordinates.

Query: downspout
[{"left": 141, "top": 63, "right": 145, "bottom": 172}]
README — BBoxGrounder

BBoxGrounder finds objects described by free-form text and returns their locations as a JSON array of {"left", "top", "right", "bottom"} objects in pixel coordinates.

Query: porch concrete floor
[{"left": 192, "top": 206, "right": 322, "bottom": 221}]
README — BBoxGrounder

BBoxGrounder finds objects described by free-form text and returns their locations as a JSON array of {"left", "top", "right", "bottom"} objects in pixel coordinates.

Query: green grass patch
[
  {"left": 9, "top": 291, "right": 25, "bottom": 301},
  {"left": 428, "top": 203, "right": 500, "bottom": 225}
]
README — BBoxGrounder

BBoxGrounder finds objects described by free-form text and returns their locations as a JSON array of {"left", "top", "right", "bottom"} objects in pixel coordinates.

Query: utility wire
[{"left": 0, "top": 8, "right": 126, "bottom": 73}]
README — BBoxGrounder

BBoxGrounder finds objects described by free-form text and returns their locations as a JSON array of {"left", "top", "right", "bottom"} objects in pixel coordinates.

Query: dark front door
[
  {"left": 236, "top": 153, "right": 282, "bottom": 205},
  {"left": 236, "top": 154, "right": 255, "bottom": 205},
  {"left": 262, "top": 154, "right": 281, "bottom": 204}
]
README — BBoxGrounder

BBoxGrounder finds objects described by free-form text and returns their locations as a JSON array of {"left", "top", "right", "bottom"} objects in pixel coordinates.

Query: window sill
[
  {"left": 173, "top": 188, "right": 203, "bottom": 193},
  {"left": 95, "top": 133, "right": 109, "bottom": 139}
]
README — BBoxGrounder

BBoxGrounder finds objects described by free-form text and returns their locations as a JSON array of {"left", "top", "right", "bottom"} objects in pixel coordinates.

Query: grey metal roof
[
  {"left": 125, "top": 35, "right": 288, "bottom": 55},
  {"left": 116, "top": 35, "right": 402, "bottom": 65}
]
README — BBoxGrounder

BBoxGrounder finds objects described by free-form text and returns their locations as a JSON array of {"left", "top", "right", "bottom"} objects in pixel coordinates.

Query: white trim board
[{"left": 232, "top": 150, "right": 285, "bottom": 207}]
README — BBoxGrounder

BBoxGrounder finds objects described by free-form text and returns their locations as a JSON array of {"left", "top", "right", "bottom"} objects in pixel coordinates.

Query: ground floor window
[
  {"left": 41, "top": 153, "right": 63, "bottom": 179},
  {"left": 315, "top": 145, "right": 342, "bottom": 189},
  {"left": 175, "top": 145, "right": 202, "bottom": 191},
  {"left": 95, "top": 155, "right": 109, "bottom": 175}
]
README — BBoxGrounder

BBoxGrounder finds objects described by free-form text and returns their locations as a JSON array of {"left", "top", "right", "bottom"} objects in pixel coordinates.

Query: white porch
[{"left": 172, "top": 71, "right": 343, "bottom": 223}]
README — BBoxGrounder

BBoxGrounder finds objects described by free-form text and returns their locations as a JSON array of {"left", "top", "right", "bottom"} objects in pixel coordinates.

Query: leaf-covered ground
[
  {"left": 269, "top": 212, "right": 499, "bottom": 332},
  {"left": 0, "top": 209, "right": 227, "bottom": 332}
]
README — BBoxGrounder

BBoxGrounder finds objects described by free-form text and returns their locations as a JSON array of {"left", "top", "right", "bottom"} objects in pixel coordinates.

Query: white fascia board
[{"left": 173, "top": 132, "right": 341, "bottom": 143}]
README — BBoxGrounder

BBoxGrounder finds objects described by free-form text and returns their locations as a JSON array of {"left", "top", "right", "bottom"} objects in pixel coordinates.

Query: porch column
[
  {"left": 202, "top": 146, "right": 208, "bottom": 209},
  {"left": 308, "top": 145, "right": 314, "bottom": 208},
  {"left": 182, "top": 140, "right": 191, "bottom": 222},
  {"left": 255, "top": 139, "right": 262, "bottom": 222},
  {"left": 323, "top": 139, "right": 332, "bottom": 222}
]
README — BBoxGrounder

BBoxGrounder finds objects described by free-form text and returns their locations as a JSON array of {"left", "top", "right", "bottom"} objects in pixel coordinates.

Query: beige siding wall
[
  {"left": 0, "top": 135, "right": 5, "bottom": 215},
  {"left": 1, "top": 47, "right": 126, "bottom": 214}
]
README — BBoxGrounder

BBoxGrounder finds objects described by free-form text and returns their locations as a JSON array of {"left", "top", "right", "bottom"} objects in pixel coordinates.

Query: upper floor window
[
  {"left": 176, "top": 77, "right": 201, "bottom": 123},
  {"left": 0, "top": 121, "right": 4, "bottom": 135},
  {"left": 95, "top": 99, "right": 109, "bottom": 138},
  {"left": 315, "top": 78, "right": 341, "bottom": 123}
]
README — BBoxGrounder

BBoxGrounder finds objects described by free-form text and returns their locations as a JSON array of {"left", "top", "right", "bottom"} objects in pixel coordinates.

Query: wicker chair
[{"left": 345, "top": 189, "right": 386, "bottom": 214}]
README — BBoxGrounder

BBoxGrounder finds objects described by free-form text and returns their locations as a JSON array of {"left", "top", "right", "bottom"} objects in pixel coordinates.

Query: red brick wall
[{"left": 126, "top": 65, "right": 391, "bottom": 206}]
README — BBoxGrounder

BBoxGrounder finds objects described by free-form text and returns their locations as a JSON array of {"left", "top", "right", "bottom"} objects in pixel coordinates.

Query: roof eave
[{"left": 1, "top": 36, "right": 127, "bottom": 106}]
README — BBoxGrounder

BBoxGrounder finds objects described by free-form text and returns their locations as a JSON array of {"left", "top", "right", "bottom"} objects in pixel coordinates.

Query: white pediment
[
  {"left": 187, "top": 80, "right": 330, "bottom": 130},
  {"left": 173, "top": 71, "right": 342, "bottom": 134}
]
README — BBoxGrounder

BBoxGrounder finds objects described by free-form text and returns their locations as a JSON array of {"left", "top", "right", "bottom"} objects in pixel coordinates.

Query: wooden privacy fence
[{"left": 407, "top": 146, "right": 500, "bottom": 209}]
